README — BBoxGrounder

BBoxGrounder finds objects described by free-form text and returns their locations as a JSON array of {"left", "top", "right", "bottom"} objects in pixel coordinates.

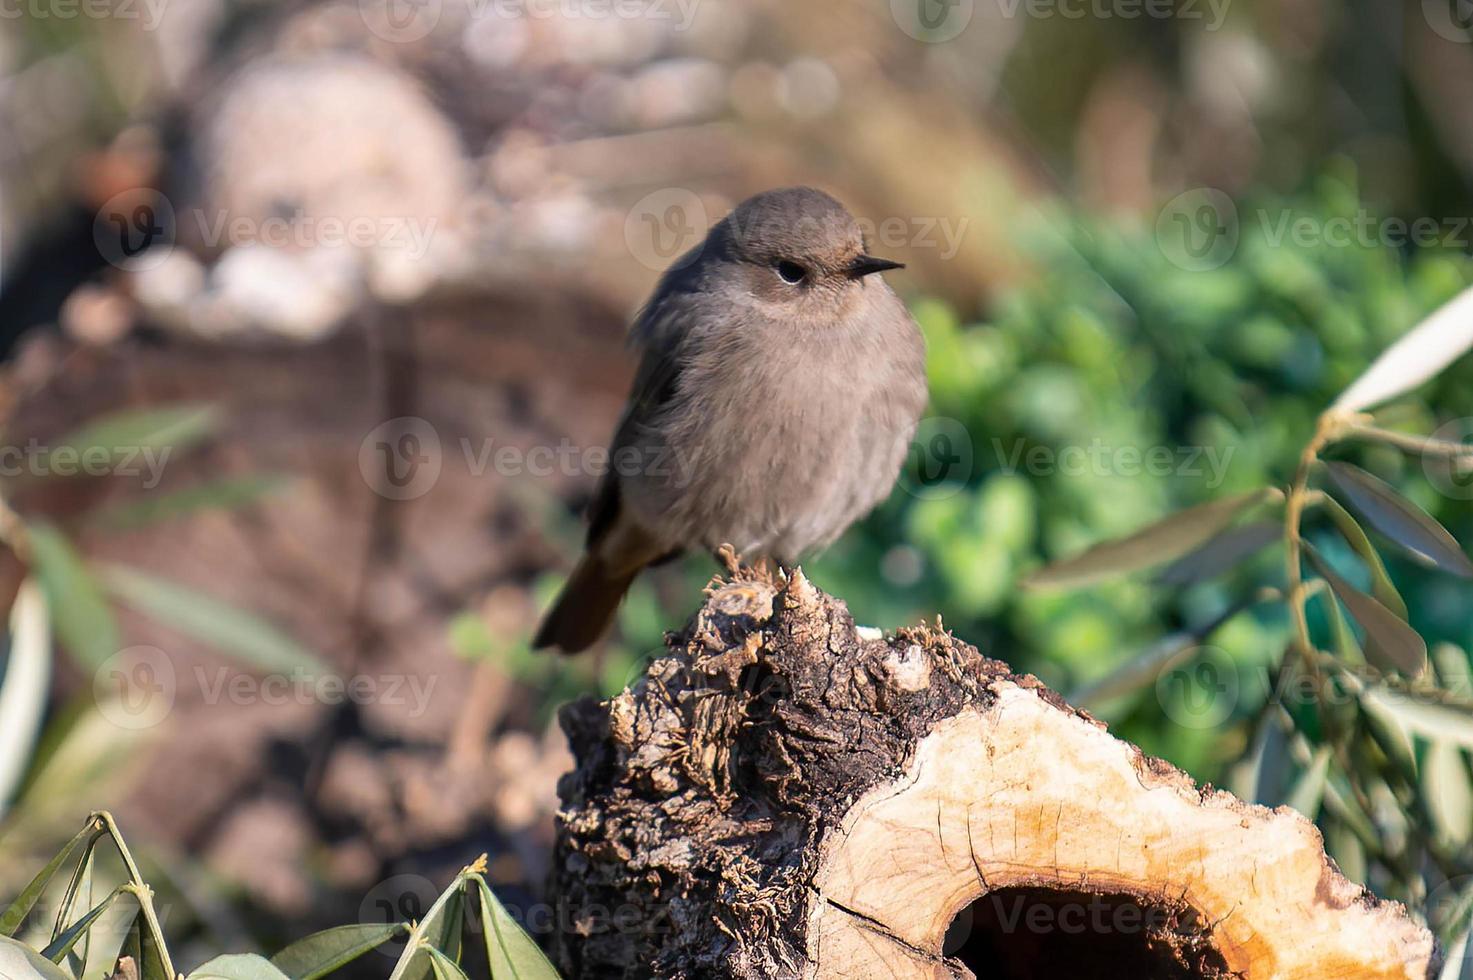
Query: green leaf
[
  {"left": 26, "top": 525, "right": 120, "bottom": 670},
  {"left": 48, "top": 404, "right": 219, "bottom": 474},
  {"left": 60, "top": 848, "right": 93, "bottom": 977},
  {"left": 1323, "top": 461, "right": 1473, "bottom": 578},
  {"left": 270, "top": 923, "right": 407, "bottom": 980},
  {"left": 1285, "top": 747, "right": 1332, "bottom": 820},
  {"left": 1227, "top": 707, "right": 1290, "bottom": 805},
  {"left": 50, "top": 832, "right": 99, "bottom": 948},
  {"left": 87, "top": 475, "right": 287, "bottom": 532},
  {"left": 1441, "top": 929, "right": 1471, "bottom": 980},
  {"left": 1024, "top": 489, "right": 1275, "bottom": 589},
  {"left": 389, "top": 880, "right": 464, "bottom": 980},
  {"left": 1305, "top": 545, "right": 1427, "bottom": 675},
  {"left": 1435, "top": 644, "right": 1473, "bottom": 702},
  {"left": 41, "top": 888, "right": 125, "bottom": 963},
  {"left": 474, "top": 877, "right": 561, "bottom": 980},
  {"left": 1423, "top": 740, "right": 1473, "bottom": 849},
  {"left": 425, "top": 948, "right": 471, "bottom": 980},
  {"left": 1324, "top": 821, "right": 1366, "bottom": 884},
  {"left": 1156, "top": 521, "right": 1280, "bottom": 588},
  {"left": 1318, "top": 493, "right": 1408, "bottom": 619},
  {"left": 448, "top": 614, "right": 496, "bottom": 662},
  {"left": 0, "top": 935, "right": 75, "bottom": 980},
  {"left": 1359, "top": 695, "right": 1419, "bottom": 781},
  {"left": 1331, "top": 283, "right": 1473, "bottom": 413},
  {"left": 189, "top": 954, "right": 294, "bottom": 980},
  {"left": 1362, "top": 687, "right": 1473, "bottom": 751},
  {"left": 1316, "top": 584, "right": 1364, "bottom": 665},
  {"left": 118, "top": 908, "right": 169, "bottom": 980},
  {"left": 101, "top": 566, "right": 328, "bottom": 675},
  {"left": 1, "top": 820, "right": 104, "bottom": 936},
  {"left": 0, "top": 581, "right": 52, "bottom": 814}
]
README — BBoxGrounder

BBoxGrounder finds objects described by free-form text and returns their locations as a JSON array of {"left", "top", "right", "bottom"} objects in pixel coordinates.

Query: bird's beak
[{"left": 846, "top": 255, "right": 906, "bottom": 279}]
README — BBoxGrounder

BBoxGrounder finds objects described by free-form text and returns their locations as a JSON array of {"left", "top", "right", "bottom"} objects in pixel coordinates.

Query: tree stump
[{"left": 551, "top": 565, "right": 1437, "bottom": 979}]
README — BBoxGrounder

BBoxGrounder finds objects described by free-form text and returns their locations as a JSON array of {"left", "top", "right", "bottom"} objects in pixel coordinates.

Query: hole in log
[{"left": 944, "top": 887, "right": 1233, "bottom": 980}]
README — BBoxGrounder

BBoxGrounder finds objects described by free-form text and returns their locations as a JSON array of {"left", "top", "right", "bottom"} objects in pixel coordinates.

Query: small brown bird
[{"left": 534, "top": 187, "right": 928, "bottom": 652}]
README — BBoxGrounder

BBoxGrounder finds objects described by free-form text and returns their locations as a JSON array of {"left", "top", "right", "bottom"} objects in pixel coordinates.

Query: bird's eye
[{"left": 776, "top": 260, "right": 808, "bottom": 285}]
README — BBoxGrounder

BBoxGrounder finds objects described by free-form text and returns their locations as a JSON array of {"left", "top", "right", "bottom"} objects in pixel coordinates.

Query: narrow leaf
[
  {"left": 1324, "top": 821, "right": 1366, "bottom": 884},
  {"left": 49, "top": 404, "right": 219, "bottom": 473},
  {"left": 1423, "top": 740, "right": 1473, "bottom": 849},
  {"left": 389, "top": 880, "right": 464, "bottom": 980},
  {"left": 425, "top": 948, "right": 470, "bottom": 980},
  {"left": 1360, "top": 699, "right": 1418, "bottom": 781},
  {"left": 0, "top": 581, "right": 52, "bottom": 816},
  {"left": 475, "top": 878, "right": 561, "bottom": 980},
  {"left": 1441, "top": 929, "right": 1471, "bottom": 980},
  {"left": 1305, "top": 545, "right": 1427, "bottom": 675},
  {"left": 1285, "top": 747, "right": 1332, "bottom": 820},
  {"left": 1156, "top": 521, "right": 1280, "bottom": 587},
  {"left": 41, "top": 888, "right": 125, "bottom": 963},
  {"left": 270, "top": 923, "right": 407, "bottom": 980},
  {"left": 1323, "top": 461, "right": 1473, "bottom": 577},
  {"left": 118, "top": 909, "right": 168, "bottom": 980},
  {"left": 26, "top": 525, "right": 120, "bottom": 670},
  {"left": 51, "top": 832, "right": 99, "bottom": 945},
  {"left": 188, "top": 953, "right": 294, "bottom": 980},
  {"left": 1332, "top": 283, "right": 1473, "bottom": 413},
  {"left": 0, "top": 935, "right": 75, "bottom": 980},
  {"left": 1, "top": 820, "right": 103, "bottom": 936},
  {"left": 1024, "top": 489, "right": 1275, "bottom": 589},
  {"left": 62, "top": 848, "right": 93, "bottom": 977},
  {"left": 1316, "top": 584, "right": 1364, "bottom": 664},
  {"left": 1436, "top": 644, "right": 1473, "bottom": 702},
  {"left": 1319, "top": 493, "right": 1408, "bottom": 619},
  {"left": 101, "top": 566, "right": 328, "bottom": 675},
  {"left": 87, "top": 475, "right": 287, "bottom": 532},
  {"left": 1362, "top": 687, "right": 1473, "bottom": 751}
]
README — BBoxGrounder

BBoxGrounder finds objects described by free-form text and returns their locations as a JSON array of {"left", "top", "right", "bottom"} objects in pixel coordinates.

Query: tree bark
[{"left": 551, "top": 564, "right": 1437, "bottom": 979}]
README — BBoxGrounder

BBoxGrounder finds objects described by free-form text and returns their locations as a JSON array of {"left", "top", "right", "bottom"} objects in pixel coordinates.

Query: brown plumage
[{"left": 534, "top": 187, "right": 928, "bottom": 653}]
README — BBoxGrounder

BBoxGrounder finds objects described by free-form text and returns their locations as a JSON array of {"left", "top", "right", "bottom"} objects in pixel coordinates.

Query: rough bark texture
[{"left": 551, "top": 563, "right": 1437, "bottom": 980}]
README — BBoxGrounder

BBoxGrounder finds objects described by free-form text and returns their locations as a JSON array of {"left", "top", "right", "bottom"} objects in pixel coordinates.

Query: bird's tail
[{"left": 532, "top": 554, "right": 640, "bottom": 654}]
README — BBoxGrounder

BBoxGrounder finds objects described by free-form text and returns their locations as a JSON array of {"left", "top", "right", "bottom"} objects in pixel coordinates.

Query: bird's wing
[{"left": 585, "top": 291, "right": 691, "bottom": 547}]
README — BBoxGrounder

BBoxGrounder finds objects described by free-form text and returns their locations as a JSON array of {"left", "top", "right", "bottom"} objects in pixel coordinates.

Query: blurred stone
[
  {"left": 130, "top": 248, "right": 206, "bottom": 333},
  {"left": 208, "top": 797, "right": 313, "bottom": 916},
  {"left": 209, "top": 244, "right": 356, "bottom": 341},
  {"left": 630, "top": 58, "right": 727, "bottom": 127},
  {"left": 778, "top": 58, "right": 840, "bottom": 120},
  {"left": 60, "top": 284, "right": 133, "bottom": 346}
]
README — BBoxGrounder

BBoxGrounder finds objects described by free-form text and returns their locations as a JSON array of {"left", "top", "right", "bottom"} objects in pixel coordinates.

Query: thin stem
[{"left": 1282, "top": 412, "right": 1368, "bottom": 661}]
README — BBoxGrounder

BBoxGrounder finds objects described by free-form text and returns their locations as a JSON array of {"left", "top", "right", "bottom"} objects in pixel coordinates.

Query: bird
[{"left": 534, "top": 187, "right": 928, "bottom": 653}]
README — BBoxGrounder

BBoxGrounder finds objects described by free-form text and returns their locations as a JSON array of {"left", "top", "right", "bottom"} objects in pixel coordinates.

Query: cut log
[{"left": 551, "top": 564, "right": 1437, "bottom": 979}]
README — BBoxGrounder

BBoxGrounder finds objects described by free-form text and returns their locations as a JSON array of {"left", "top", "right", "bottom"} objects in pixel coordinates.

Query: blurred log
[{"left": 551, "top": 565, "right": 1437, "bottom": 979}]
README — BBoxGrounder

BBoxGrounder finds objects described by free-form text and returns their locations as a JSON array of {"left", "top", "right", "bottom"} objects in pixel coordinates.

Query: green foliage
[
  {"left": 865, "top": 175, "right": 1473, "bottom": 940},
  {"left": 0, "top": 816, "right": 561, "bottom": 980}
]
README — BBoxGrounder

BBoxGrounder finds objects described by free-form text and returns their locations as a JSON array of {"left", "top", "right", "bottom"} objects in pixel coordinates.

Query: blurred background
[{"left": 3, "top": 0, "right": 1473, "bottom": 971}]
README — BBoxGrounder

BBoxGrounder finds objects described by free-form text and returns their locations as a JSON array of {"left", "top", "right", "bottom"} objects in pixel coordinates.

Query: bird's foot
[{"left": 715, "top": 543, "right": 743, "bottom": 576}]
